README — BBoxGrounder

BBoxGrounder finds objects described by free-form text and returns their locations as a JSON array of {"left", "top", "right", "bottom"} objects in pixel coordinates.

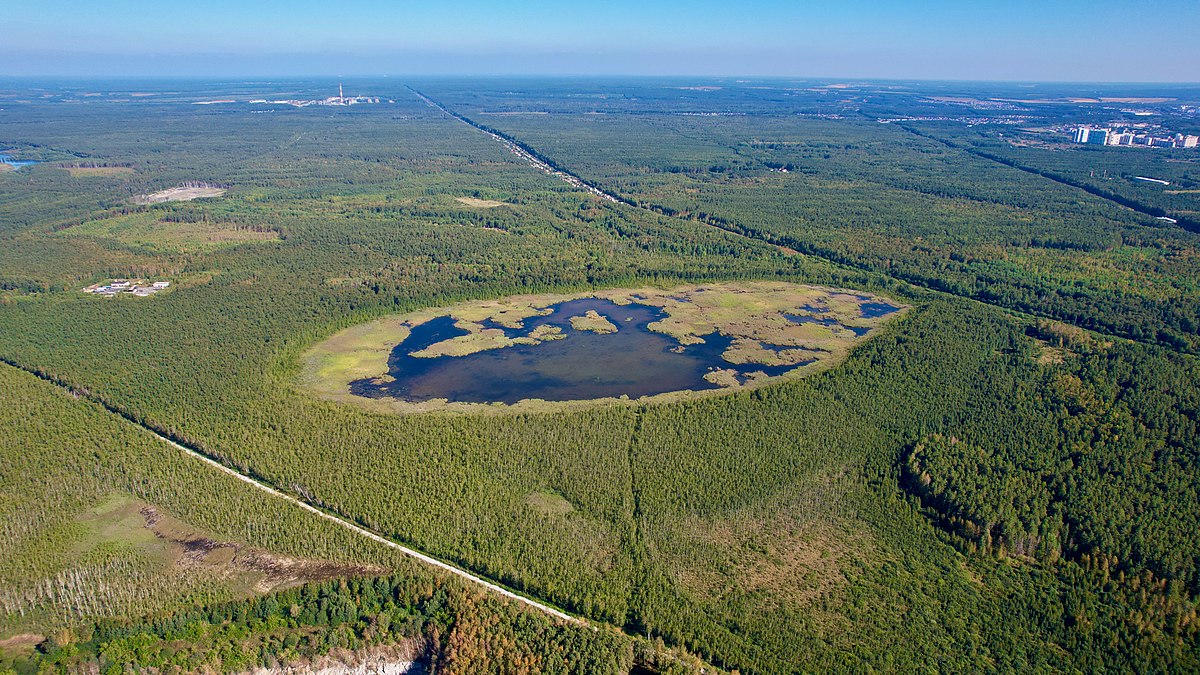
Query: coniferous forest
[{"left": 2, "top": 79, "right": 1200, "bottom": 673}]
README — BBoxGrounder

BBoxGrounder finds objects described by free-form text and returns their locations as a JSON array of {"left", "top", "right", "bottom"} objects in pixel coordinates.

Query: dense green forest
[
  {"left": 2, "top": 79, "right": 1200, "bottom": 672},
  {"left": 0, "top": 362, "right": 704, "bottom": 674},
  {"left": 429, "top": 86, "right": 1200, "bottom": 352}
]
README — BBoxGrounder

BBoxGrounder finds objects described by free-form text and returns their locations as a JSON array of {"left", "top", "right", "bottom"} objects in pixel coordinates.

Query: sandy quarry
[{"left": 133, "top": 185, "right": 226, "bottom": 204}]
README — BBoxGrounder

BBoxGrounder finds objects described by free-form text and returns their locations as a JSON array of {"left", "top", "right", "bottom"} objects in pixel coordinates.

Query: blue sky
[{"left": 3, "top": 0, "right": 1197, "bottom": 81}]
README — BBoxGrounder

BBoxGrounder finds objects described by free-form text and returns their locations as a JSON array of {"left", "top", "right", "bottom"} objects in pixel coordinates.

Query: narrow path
[
  {"left": 144, "top": 428, "right": 582, "bottom": 624},
  {"left": 0, "top": 357, "right": 582, "bottom": 626},
  {"left": 408, "top": 87, "right": 620, "bottom": 203},
  {"left": 409, "top": 86, "right": 803, "bottom": 260}
]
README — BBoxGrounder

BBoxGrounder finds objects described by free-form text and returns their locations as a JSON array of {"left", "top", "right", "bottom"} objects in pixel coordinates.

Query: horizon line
[{"left": 2, "top": 74, "right": 1200, "bottom": 86}]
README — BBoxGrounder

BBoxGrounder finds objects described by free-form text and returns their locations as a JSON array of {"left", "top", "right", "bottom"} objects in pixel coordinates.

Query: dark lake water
[
  {"left": 0, "top": 152, "right": 38, "bottom": 170},
  {"left": 350, "top": 298, "right": 795, "bottom": 404}
]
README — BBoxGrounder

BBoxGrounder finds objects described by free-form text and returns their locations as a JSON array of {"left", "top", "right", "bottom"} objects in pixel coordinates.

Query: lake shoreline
[{"left": 300, "top": 281, "right": 908, "bottom": 415}]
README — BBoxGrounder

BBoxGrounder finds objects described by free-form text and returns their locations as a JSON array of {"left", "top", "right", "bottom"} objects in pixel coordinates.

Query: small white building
[
  {"left": 152, "top": 281, "right": 171, "bottom": 289},
  {"left": 111, "top": 280, "right": 131, "bottom": 289}
]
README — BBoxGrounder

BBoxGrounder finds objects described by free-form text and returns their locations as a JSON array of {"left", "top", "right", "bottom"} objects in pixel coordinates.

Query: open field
[
  {"left": 59, "top": 212, "right": 279, "bottom": 252},
  {"left": 133, "top": 185, "right": 226, "bottom": 204}
]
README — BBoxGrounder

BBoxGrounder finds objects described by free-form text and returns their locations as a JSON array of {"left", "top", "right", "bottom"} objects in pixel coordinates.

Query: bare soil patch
[
  {"left": 140, "top": 505, "right": 383, "bottom": 593},
  {"left": 0, "top": 633, "right": 43, "bottom": 655},
  {"left": 134, "top": 184, "right": 227, "bottom": 204},
  {"left": 248, "top": 642, "right": 425, "bottom": 675},
  {"left": 1099, "top": 97, "right": 1173, "bottom": 103},
  {"left": 455, "top": 197, "right": 509, "bottom": 208}
]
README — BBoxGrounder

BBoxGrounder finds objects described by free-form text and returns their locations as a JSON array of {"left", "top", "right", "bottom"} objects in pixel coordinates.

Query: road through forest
[{"left": 0, "top": 358, "right": 582, "bottom": 626}]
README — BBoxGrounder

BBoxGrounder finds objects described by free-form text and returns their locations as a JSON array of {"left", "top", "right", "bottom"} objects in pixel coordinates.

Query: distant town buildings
[
  {"left": 253, "top": 84, "right": 388, "bottom": 109},
  {"left": 1074, "top": 128, "right": 1109, "bottom": 144},
  {"left": 1072, "top": 126, "right": 1199, "bottom": 149}
]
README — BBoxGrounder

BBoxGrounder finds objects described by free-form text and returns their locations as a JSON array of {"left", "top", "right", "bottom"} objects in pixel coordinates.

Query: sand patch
[
  {"left": 134, "top": 184, "right": 227, "bottom": 204},
  {"left": 455, "top": 197, "right": 509, "bottom": 208}
]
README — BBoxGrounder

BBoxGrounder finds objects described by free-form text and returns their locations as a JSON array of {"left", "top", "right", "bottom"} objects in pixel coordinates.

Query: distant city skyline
[{"left": 3, "top": 0, "right": 1198, "bottom": 82}]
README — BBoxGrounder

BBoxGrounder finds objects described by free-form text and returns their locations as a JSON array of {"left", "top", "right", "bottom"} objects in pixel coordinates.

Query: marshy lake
[
  {"left": 304, "top": 282, "right": 907, "bottom": 412},
  {"left": 350, "top": 297, "right": 802, "bottom": 404}
]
